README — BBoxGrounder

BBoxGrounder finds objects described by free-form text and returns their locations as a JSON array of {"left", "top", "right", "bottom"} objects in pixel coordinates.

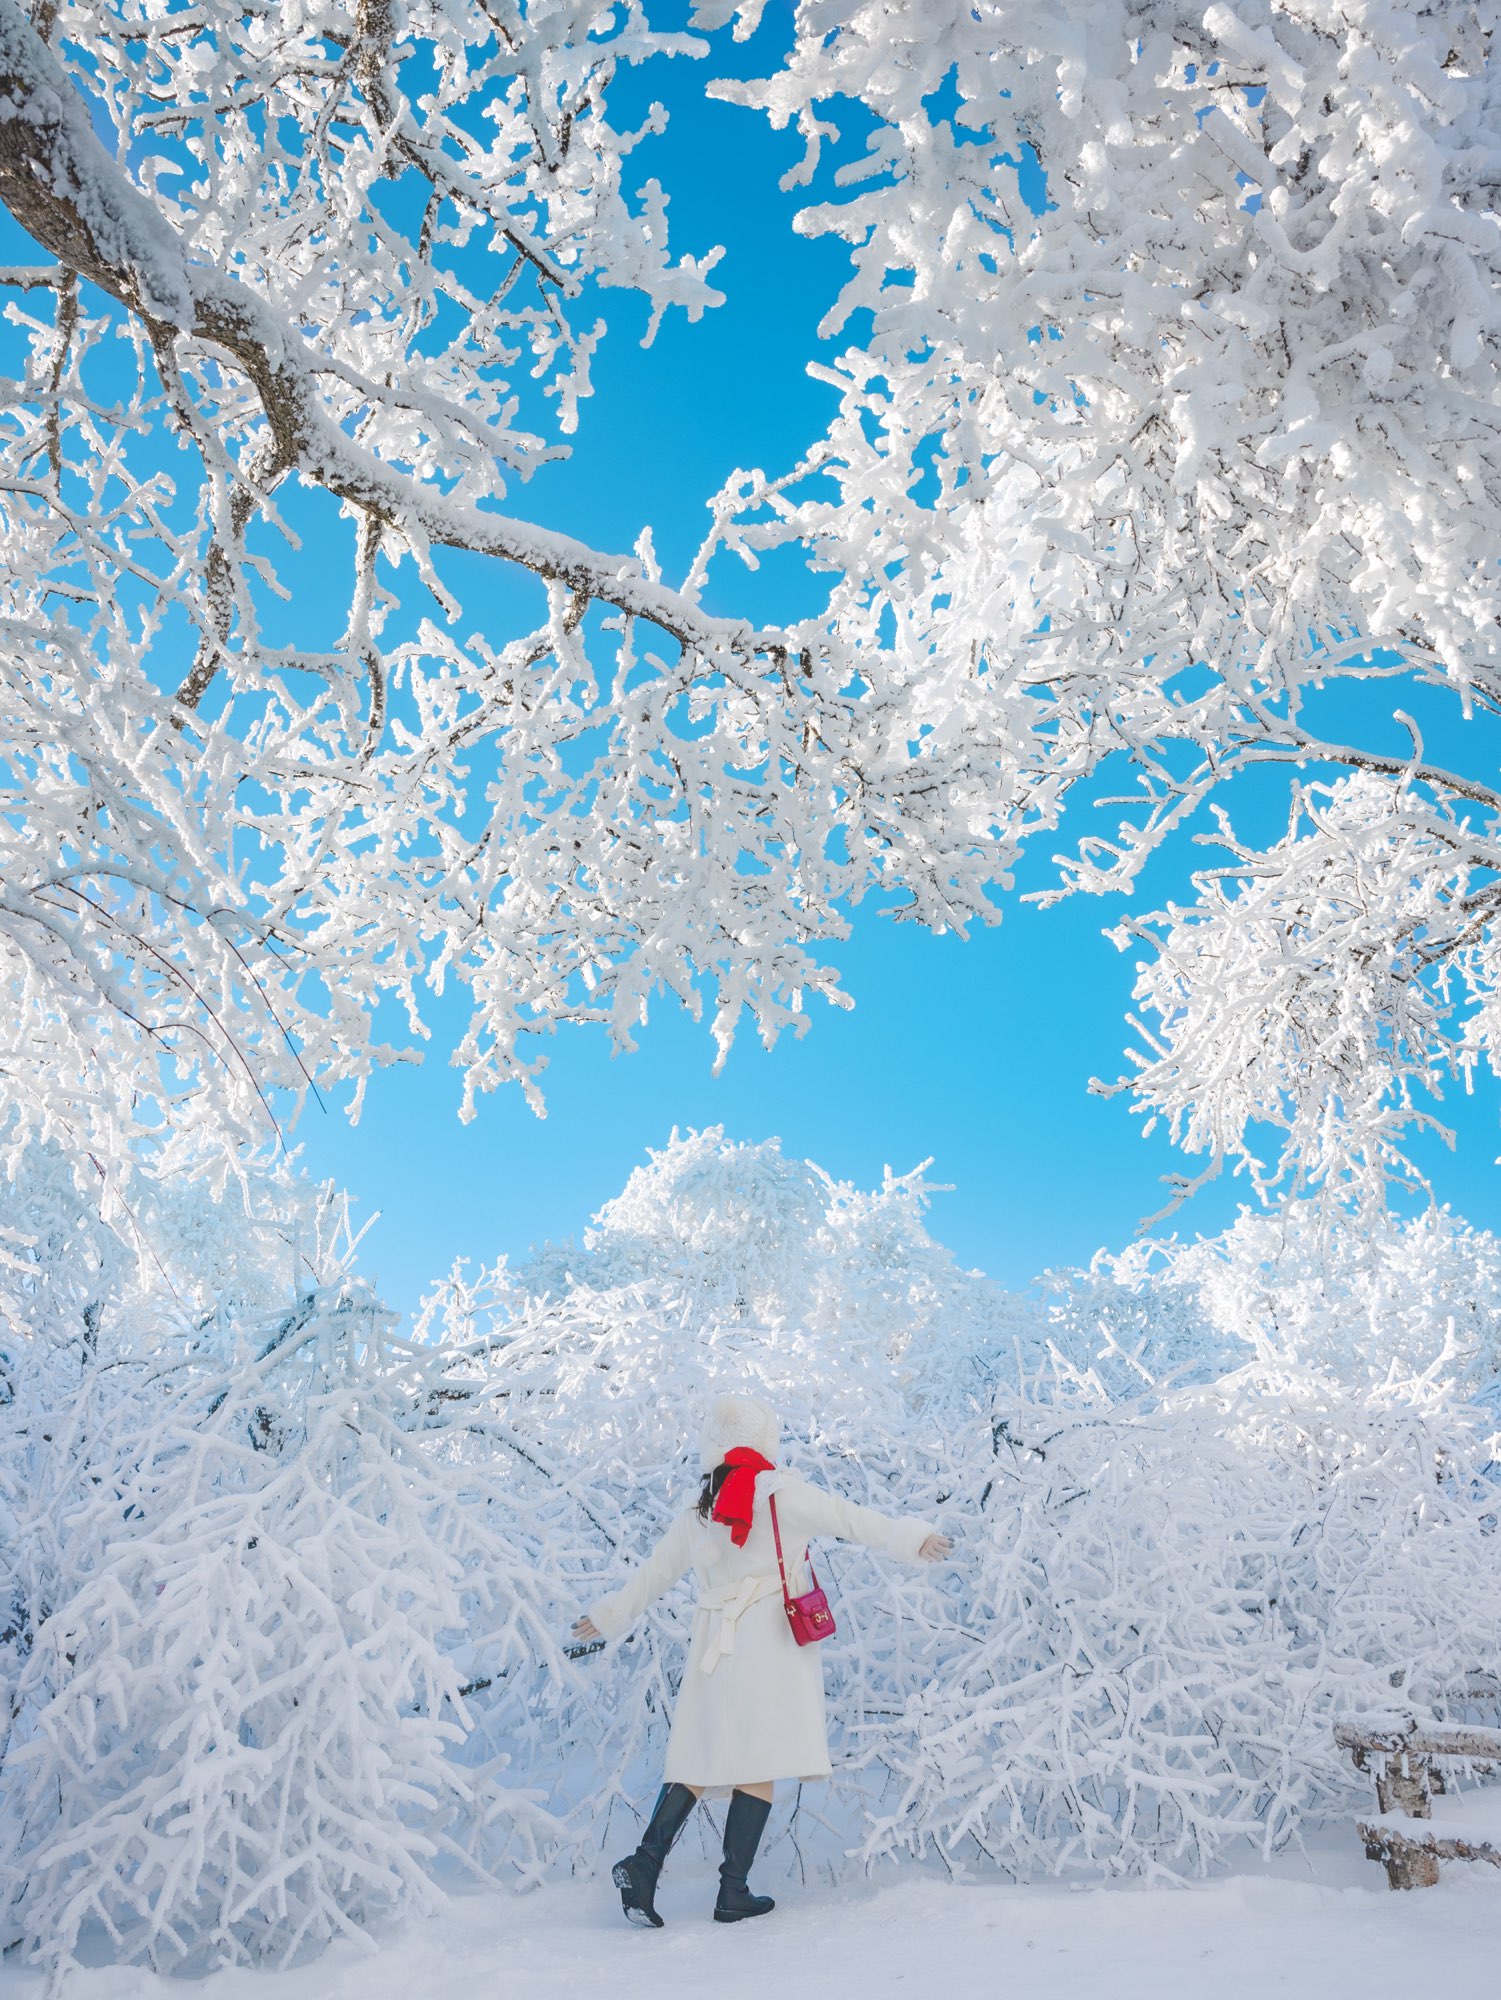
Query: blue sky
[{"left": 279, "top": 8, "right": 1501, "bottom": 1312}]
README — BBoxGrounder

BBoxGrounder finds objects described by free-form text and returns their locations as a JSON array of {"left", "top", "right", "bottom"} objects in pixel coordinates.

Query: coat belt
[{"left": 694, "top": 1571, "right": 782, "bottom": 1674}]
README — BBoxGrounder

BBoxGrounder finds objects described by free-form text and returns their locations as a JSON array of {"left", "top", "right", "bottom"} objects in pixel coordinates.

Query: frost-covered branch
[
  {"left": 710, "top": 0, "right": 1501, "bottom": 1204},
  {"left": 0, "top": 0, "right": 763, "bottom": 653}
]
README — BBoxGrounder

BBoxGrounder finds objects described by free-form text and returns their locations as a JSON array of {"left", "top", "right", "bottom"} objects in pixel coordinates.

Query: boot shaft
[
  {"left": 637, "top": 1781, "right": 698, "bottom": 1870},
  {"left": 715, "top": 1789, "right": 775, "bottom": 1922}
]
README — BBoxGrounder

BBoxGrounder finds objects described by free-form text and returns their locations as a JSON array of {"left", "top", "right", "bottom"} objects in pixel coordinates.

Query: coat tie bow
[{"left": 694, "top": 1570, "right": 782, "bottom": 1674}]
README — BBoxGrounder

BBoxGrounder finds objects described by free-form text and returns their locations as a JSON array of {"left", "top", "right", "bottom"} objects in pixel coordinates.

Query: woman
[{"left": 572, "top": 1393, "right": 951, "bottom": 1929}]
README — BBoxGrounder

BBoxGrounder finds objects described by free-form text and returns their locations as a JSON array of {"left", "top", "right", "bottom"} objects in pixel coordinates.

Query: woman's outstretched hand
[
  {"left": 918, "top": 1533, "right": 952, "bottom": 1562},
  {"left": 572, "top": 1616, "right": 603, "bottom": 1643}
]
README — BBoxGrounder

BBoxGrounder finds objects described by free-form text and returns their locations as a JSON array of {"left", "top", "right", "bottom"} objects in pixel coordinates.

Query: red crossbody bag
[{"left": 768, "top": 1493, "right": 836, "bottom": 1645}]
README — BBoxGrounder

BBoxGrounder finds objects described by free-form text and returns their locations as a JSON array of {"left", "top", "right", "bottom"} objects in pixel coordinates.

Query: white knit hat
[{"left": 698, "top": 1392, "right": 780, "bottom": 1474}]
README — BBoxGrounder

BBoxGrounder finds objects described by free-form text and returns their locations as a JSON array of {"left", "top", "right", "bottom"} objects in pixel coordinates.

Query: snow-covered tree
[
  {"left": 1, "top": 0, "right": 1499, "bottom": 1211},
  {"left": 0, "top": 1149, "right": 573, "bottom": 1975},
  {"left": 871, "top": 1198, "right": 1501, "bottom": 1880},
  {"left": 0, "top": 0, "right": 745, "bottom": 1202}
]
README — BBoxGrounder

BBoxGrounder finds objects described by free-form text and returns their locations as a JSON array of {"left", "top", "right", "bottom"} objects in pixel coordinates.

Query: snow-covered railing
[{"left": 1338, "top": 1718, "right": 1501, "bottom": 1889}]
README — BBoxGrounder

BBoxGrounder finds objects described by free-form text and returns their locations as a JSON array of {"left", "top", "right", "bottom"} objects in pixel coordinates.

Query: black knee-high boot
[
  {"left": 612, "top": 1782, "right": 698, "bottom": 1928},
  {"left": 713, "top": 1790, "right": 776, "bottom": 1923}
]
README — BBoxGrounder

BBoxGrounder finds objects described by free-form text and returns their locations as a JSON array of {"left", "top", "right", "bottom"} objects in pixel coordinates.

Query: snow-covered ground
[{"left": 5, "top": 1836, "right": 1495, "bottom": 2000}]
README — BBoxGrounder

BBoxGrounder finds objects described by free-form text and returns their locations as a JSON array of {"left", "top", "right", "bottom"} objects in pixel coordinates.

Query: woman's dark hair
[{"left": 696, "top": 1460, "right": 733, "bottom": 1522}]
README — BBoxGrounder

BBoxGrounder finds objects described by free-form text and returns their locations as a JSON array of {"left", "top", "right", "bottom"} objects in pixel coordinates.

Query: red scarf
[{"left": 711, "top": 1446, "right": 776, "bottom": 1546}]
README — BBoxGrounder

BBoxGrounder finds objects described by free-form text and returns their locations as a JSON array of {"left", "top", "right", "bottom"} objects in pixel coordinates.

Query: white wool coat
[{"left": 588, "top": 1470, "right": 935, "bottom": 1790}]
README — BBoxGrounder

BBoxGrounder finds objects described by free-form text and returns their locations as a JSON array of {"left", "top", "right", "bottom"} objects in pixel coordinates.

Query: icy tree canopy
[{"left": 0, "top": 0, "right": 1498, "bottom": 1206}]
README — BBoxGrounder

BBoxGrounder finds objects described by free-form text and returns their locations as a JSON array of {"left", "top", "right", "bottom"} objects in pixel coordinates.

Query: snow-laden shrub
[
  {"left": 872, "top": 1346, "right": 1501, "bottom": 1880},
  {"left": 1149, "top": 1200, "right": 1501, "bottom": 1408},
  {"left": 0, "top": 1151, "right": 571, "bottom": 1975},
  {"left": 853, "top": 1200, "right": 1501, "bottom": 1881}
]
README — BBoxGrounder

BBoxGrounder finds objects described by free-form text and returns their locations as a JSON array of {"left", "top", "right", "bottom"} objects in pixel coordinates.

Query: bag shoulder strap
[{"left": 767, "top": 1491, "right": 818, "bottom": 1607}]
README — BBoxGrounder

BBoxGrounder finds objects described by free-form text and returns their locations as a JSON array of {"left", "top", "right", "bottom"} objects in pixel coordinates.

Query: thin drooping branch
[
  {"left": 346, "top": 0, "right": 573, "bottom": 294},
  {"left": 1267, "top": 731, "right": 1501, "bottom": 820}
]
